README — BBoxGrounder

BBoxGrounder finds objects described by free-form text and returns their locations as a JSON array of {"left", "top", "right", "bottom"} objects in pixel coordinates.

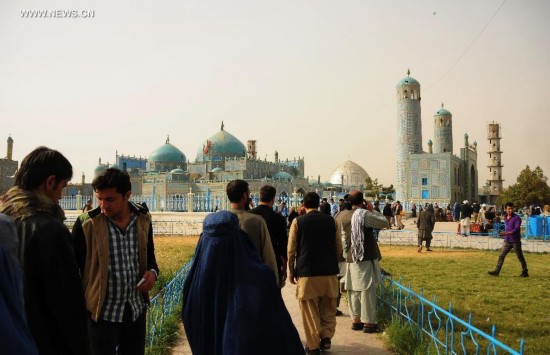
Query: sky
[{"left": 0, "top": 0, "right": 549, "bottom": 188}]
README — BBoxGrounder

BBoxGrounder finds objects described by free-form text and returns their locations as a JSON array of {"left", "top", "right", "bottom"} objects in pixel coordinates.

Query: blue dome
[
  {"left": 196, "top": 124, "right": 246, "bottom": 162},
  {"left": 170, "top": 168, "right": 185, "bottom": 174},
  {"left": 150, "top": 140, "right": 186, "bottom": 163},
  {"left": 397, "top": 76, "right": 420, "bottom": 86},
  {"left": 273, "top": 171, "right": 292, "bottom": 181},
  {"left": 94, "top": 165, "right": 107, "bottom": 174},
  {"left": 435, "top": 108, "right": 452, "bottom": 116}
]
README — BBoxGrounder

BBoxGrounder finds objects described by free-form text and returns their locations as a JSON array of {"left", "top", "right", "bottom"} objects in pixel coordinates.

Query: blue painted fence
[
  {"left": 378, "top": 276, "right": 524, "bottom": 354},
  {"left": 146, "top": 260, "right": 193, "bottom": 349}
]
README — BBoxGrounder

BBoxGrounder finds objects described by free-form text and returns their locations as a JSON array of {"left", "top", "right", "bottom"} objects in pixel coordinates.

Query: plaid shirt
[{"left": 100, "top": 213, "right": 146, "bottom": 322}]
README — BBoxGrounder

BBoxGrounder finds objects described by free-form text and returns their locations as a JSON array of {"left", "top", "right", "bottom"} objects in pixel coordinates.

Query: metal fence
[
  {"left": 378, "top": 276, "right": 524, "bottom": 354},
  {"left": 146, "top": 260, "right": 193, "bottom": 349}
]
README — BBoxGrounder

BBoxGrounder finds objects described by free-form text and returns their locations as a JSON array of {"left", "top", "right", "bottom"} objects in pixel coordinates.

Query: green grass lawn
[{"left": 379, "top": 245, "right": 550, "bottom": 354}]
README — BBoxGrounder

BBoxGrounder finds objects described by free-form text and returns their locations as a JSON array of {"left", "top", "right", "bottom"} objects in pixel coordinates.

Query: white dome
[{"left": 329, "top": 160, "right": 370, "bottom": 186}]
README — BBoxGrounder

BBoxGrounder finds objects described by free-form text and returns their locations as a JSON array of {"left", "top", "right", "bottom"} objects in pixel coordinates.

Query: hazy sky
[{"left": 1, "top": 0, "right": 548, "bottom": 187}]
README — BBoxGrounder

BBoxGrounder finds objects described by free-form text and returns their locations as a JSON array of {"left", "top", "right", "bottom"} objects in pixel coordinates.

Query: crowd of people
[{"left": 0, "top": 145, "right": 535, "bottom": 354}]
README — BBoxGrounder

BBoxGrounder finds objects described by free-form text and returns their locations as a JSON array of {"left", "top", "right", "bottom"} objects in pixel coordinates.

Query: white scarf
[{"left": 351, "top": 209, "right": 366, "bottom": 262}]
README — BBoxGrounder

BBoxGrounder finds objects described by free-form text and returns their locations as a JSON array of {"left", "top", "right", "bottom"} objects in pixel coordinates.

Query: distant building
[
  {"left": 396, "top": 70, "right": 478, "bottom": 205},
  {"left": 0, "top": 136, "right": 18, "bottom": 195}
]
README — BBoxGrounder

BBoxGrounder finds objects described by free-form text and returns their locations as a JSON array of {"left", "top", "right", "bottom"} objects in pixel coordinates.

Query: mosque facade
[{"left": 396, "top": 71, "right": 478, "bottom": 205}]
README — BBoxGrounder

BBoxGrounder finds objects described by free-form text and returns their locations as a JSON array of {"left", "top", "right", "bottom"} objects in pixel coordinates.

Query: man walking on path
[
  {"left": 72, "top": 168, "right": 159, "bottom": 355},
  {"left": 394, "top": 201, "right": 404, "bottom": 229},
  {"left": 488, "top": 202, "right": 529, "bottom": 277},
  {"left": 250, "top": 185, "right": 288, "bottom": 287},
  {"left": 0, "top": 147, "right": 91, "bottom": 354},
  {"left": 345, "top": 192, "right": 389, "bottom": 333},
  {"left": 227, "top": 179, "right": 279, "bottom": 285},
  {"left": 417, "top": 204, "right": 436, "bottom": 252},
  {"left": 288, "top": 192, "right": 342, "bottom": 354}
]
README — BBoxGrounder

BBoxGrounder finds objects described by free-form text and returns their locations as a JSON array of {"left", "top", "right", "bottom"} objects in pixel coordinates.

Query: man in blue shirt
[{"left": 488, "top": 202, "right": 528, "bottom": 277}]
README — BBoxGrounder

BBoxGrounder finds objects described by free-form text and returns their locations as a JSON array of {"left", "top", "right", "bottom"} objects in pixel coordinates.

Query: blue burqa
[{"left": 182, "top": 211, "right": 304, "bottom": 355}]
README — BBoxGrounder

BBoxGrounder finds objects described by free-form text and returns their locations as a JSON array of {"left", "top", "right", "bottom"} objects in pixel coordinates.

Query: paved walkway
[{"left": 172, "top": 282, "right": 392, "bottom": 354}]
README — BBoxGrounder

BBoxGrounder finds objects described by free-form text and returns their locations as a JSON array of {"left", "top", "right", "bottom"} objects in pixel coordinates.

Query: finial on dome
[
  {"left": 221, "top": 121, "right": 224, "bottom": 131},
  {"left": 441, "top": 103, "right": 444, "bottom": 108},
  {"left": 166, "top": 135, "right": 170, "bottom": 144},
  {"left": 407, "top": 68, "right": 410, "bottom": 76}
]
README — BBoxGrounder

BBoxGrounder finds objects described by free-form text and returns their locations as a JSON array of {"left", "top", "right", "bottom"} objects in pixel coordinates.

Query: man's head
[
  {"left": 226, "top": 179, "right": 249, "bottom": 208},
  {"left": 92, "top": 168, "right": 132, "bottom": 219},
  {"left": 505, "top": 202, "right": 514, "bottom": 215},
  {"left": 330, "top": 198, "right": 334, "bottom": 204},
  {"left": 348, "top": 190, "right": 364, "bottom": 206},
  {"left": 303, "top": 192, "right": 320, "bottom": 209},
  {"left": 259, "top": 185, "right": 276, "bottom": 204},
  {"left": 15, "top": 146, "right": 73, "bottom": 202}
]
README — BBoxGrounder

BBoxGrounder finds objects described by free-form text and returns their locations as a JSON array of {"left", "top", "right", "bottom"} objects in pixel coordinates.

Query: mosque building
[{"left": 396, "top": 70, "right": 478, "bottom": 205}]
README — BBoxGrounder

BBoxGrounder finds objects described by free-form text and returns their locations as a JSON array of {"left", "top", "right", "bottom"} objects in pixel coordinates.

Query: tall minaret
[
  {"left": 7, "top": 135, "right": 13, "bottom": 160},
  {"left": 396, "top": 69, "right": 422, "bottom": 201},
  {"left": 433, "top": 103, "right": 453, "bottom": 154},
  {"left": 487, "top": 122, "right": 504, "bottom": 198}
]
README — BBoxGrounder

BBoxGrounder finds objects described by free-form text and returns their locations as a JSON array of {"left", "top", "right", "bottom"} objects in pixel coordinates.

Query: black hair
[
  {"left": 226, "top": 179, "right": 249, "bottom": 203},
  {"left": 14, "top": 146, "right": 73, "bottom": 189},
  {"left": 505, "top": 202, "right": 514, "bottom": 208},
  {"left": 303, "top": 192, "right": 320, "bottom": 209},
  {"left": 259, "top": 185, "right": 276, "bottom": 203},
  {"left": 348, "top": 191, "right": 364, "bottom": 206},
  {"left": 92, "top": 168, "right": 131, "bottom": 195}
]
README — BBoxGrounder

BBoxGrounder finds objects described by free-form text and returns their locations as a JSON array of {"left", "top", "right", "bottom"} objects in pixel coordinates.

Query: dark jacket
[
  {"left": 383, "top": 203, "right": 393, "bottom": 217},
  {"left": 72, "top": 203, "right": 159, "bottom": 321},
  {"left": 417, "top": 209, "right": 436, "bottom": 231},
  {"left": 249, "top": 204, "right": 288, "bottom": 283},
  {"left": 295, "top": 211, "right": 339, "bottom": 277},
  {"left": 0, "top": 187, "right": 91, "bottom": 355},
  {"left": 460, "top": 204, "right": 473, "bottom": 219}
]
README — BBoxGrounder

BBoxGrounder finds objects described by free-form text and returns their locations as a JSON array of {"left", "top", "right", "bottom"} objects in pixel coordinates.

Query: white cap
[{"left": 463, "top": 200, "right": 469, "bottom": 204}]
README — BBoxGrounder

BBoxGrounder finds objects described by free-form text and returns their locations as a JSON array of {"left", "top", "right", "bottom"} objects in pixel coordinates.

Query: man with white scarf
[{"left": 344, "top": 191, "right": 388, "bottom": 333}]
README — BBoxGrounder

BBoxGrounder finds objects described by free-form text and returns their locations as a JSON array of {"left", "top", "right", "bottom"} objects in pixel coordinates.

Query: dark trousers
[
  {"left": 89, "top": 306, "right": 146, "bottom": 355},
  {"left": 495, "top": 241, "right": 528, "bottom": 272}
]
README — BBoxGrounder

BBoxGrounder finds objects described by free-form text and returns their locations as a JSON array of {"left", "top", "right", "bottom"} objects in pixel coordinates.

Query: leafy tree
[
  {"left": 498, "top": 166, "right": 550, "bottom": 208},
  {"left": 364, "top": 177, "right": 394, "bottom": 200}
]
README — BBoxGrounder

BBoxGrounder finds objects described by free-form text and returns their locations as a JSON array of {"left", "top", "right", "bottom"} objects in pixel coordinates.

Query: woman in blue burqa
[{"left": 182, "top": 211, "right": 303, "bottom": 354}]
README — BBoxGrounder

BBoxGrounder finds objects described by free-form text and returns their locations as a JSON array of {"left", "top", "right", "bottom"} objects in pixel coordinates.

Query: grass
[
  {"left": 146, "top": 235, "right": 199, "bottom": 355},
  {"left": 379, "top": 245, "right": 550, "bottom": 354}
]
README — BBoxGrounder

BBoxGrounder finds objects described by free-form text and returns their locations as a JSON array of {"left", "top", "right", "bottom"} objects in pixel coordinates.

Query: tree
[
  {"left": 498, "top": 166, "right": 550, "bottom": 208},
  {"left": 364, "top": 177, "right": 394, "bottom": 200}
]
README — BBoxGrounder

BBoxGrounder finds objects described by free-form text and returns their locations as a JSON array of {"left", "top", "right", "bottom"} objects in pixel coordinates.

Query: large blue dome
[
  {"left": 196, "top": 123, "right": 246, "bottom": 162},
  {"left": 149, "top": 138, "right": 186, "bottom": 163}
]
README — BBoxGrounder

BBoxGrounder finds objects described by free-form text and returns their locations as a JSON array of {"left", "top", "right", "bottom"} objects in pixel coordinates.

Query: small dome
[
  {"left": 196, "top": 122, "right": 246, "bottom": 162},
  {"left": 7, "top": 136, "right": 13, "bottom": 143},
  {"left": 435, "top": 103, "right": 452, "bottom": 116},
  {"left": 94, "top": 165, "right": 107, "bottom": 174},
  {"left": 329, "top": 160, "right": 370, "bottom": 186},
  {"left": 170, "top": 168, "right": 185, "bottom": 174},
  {"left": 149, "top": 137, "right": 186, "bottom": 163},
  {"left": 210, "top": 167, "right": 223, "bottom": 173},
  {"left": 397, "top": 76, "right": 419, "bottom": 86},
  {"left": 109, "top": 163, "right": 119, "bottom": 169},
  {"left": 273, "top": 171, "right": 292, "bottom": 181}
]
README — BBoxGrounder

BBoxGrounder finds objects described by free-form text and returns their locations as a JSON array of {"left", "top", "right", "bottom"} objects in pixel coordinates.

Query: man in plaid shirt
[{"left": 72, "top": 168, "right": 159, "bottom": 355}]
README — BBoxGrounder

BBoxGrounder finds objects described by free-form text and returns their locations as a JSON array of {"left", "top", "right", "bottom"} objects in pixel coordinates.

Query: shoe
[
  {"left": 351, "top": 322, "right": 364, "bottom": 330},
  {"left": 488, "top": 270, "right": 499, "bottom": 276},
  {"left": 335, "top": 309, "right": 343, "bottom": 316},
  {"left": 363, "top": 324, "right": 380, "bottom": 333},
  {"left": 320, "top": 337, "right": 331, "bottom": 350},
  {"left": 426, "top": 248, "right": 433, "bottom": 252},
  {"left": 519, "top": 270, "right": 529, "bottom": 277},
  {"left": 381, "top": 268, "right": 392, "bottom": 277},
  {"left": 305, "top": 346, "right": 321, "bottom": 354},
  {"left": 417, "top": 246, "right": 422, "bottom": 253}
]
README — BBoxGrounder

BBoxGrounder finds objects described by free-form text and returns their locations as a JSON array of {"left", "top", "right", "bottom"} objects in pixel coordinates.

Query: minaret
[
  {"left": 396, "top": 69, "right": 422, "bottom": 201},
  {"left": 487, "top": 122, "right": 504, "bottom": 197},
  {"left": 7, "top": 135, "right": 13, "bottom": 160},
  {"left": 433, "top": 103, "right": 453, "bottom": 153},
  {"left": 247, "top": 140, "right": 257, "bottom": 159}
]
